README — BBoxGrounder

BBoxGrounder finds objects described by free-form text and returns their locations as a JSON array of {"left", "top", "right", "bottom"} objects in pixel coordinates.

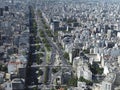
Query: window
[
  {"left": 9, "top": 84, "right": 11, "bottom": 88},
  {"left": 108, "top": 85, "right": 111, "bottom": 90},
  {"left": 105, "top": 84, "right": 107, "bottom": 90}
]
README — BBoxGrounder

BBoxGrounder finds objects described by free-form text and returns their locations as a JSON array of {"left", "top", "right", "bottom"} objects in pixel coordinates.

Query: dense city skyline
[{"left": 0, "top": 0, "right": 120, "bottom": 90}]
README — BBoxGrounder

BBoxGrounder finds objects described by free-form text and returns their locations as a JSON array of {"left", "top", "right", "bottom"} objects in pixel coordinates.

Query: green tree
[
  {"left": 40, "top": 31, "right": 45, "bottom": 37},
  {"left": 64, "top": 52, "right": 69, "bottom": 60},
  {"left": 33, "top": 86, "right": 37, "bottom": 90},
  {"left": 39, "top": 53, "right": 44, "bottom": 57},
  {"left": 52, "top": 67, "right": 60, "bottom": 74},
  {"left": 38, "top": 69, "right": 43, "bottom": 76},
  {"left": 79, "top": 77, "right": 93, "bottom": 85},
  {"left": 0, "top": 64, "right": 7, "bottom": 72},
  {"left": 51, "top": 89, "right": 55, "bottom": 90},
  {"left": 35, "top": 37, "right": 40, "bottom": 43},
  {"left": 41, "top": 48, "right": 45, "bottom": 52},
  {"left": 89, "top": 62, "right": 103, "bottom": 75},
  {"left": 64, "top": 87, "right": 67, "bottom": 90},
  {"left": 44, "top": 67, "right": 49, "bottom": 84},
  {"left": 36, "top": 57, "right": 43, "bottom": 64},
  {"left": 46, "top": 30, "right": 53, "bottom": 37},
  {"left": 42, "top": 38, "right": 48, "bottom": 43},
  {"left": 83, "top": 49, "right": 90, "bottom": 54},
  {"left": 68, "top": 77, "right": 78, "bottom": 87},
  {"left": 36, "top": 45, "right": 40, "bottom": 51}
]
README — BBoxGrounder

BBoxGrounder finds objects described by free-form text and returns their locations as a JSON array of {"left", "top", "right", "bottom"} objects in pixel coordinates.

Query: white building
[
  {"left": 72, "top": 57, "right": 83, "bottom": 69},
  {"left": 107, "top": 29, "right": 112, "bottom": 39},
  {"left": 92, "top": 84, "right": 102, "bottom": 90},
  {"left": 103, "top": 65, "right": 109, "bottom": 75},
  {"left": 77, "top": 64, "right": 92, "bottom": 81},
  {"left": 110, "top": 44, "right": 120, "bottom": 57},
  {"left": 118, "top": 56, "right": 120, "bottom": 64},
  {"left": 101, "top": 73, "right": 116, "bottom": 90},
  {"left": 77, "top": 81, "right": 87, "bottom": 90},
  {"left": 8, "top": 54, "right": 27, "bottom": 74},
  {"left": 117, "top": 32, "right": 120, "bottom": 38}
]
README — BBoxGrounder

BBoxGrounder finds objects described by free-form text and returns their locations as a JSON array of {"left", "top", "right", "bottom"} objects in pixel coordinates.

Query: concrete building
[
  {"left": 4, "top": 78, "right": 25, "bottom": 90},
  {"left": 50, "top": 20, "right": 60, "bottom": 32},
  {"left": 8, "top": 54, "right": 27, "bottom": 74},
  {"left": 92, "top": 84, "right": 102, "bottom": 90},
  {"left": 101, "top": 73, "right": 116, "bottom": 90},
  {"left": 118, "top": 56, "right": 120, "bottom": 64},
  {"left": 77, "top": 81, "right": 87, "bottom": 90},
  {"left": 77, "top": 64, "right": 92, "bottom": 81}
]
